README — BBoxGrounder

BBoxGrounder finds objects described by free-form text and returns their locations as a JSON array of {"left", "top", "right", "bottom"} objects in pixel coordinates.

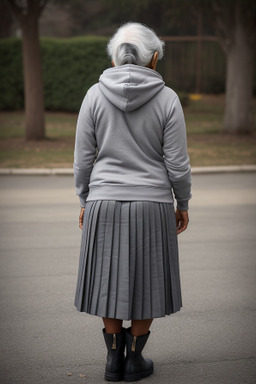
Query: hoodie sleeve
[
  {"left": 163, "top": 96, "right": 192, "bottom": 210},
  {"left": 73, "top": 92, "right": 97, "bottom": 207}
]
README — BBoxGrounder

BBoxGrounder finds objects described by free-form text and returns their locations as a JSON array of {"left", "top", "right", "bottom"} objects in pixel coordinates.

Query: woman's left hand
[
  {"left": 176, "top": 209, "right": 189, "bottom": 235},
  {"left": 79, "top": 207, "right": 85, "bottom": 230}
]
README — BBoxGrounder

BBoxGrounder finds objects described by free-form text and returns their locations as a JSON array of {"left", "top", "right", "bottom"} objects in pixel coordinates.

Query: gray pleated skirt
[{"left": 74, "top": 200, "right": 182, "bottom": 320}]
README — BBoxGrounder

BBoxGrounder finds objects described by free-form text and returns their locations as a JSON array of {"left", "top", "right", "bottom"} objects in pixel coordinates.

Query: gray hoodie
[{"left": 74, "top": 64, "right": 191, "bottom": 209}]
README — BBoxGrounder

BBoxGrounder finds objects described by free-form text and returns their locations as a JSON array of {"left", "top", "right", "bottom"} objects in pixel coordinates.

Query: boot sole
[
  {"left": 123, "top": 365, "right": 154, "bottom": 382},
  {"left": 105, "top": 371, "right": 123, "bottom": 381}
]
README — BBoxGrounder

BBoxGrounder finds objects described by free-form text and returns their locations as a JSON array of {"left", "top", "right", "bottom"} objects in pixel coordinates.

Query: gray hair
[{"left": 107, "top": 22, "right": 165, "bottom": 67}]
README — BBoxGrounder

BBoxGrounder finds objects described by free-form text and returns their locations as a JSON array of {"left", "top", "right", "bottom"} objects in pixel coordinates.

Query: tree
[
  {"left": 102, "top": 0, "right": 256, "bottom": 135},
  {"left": 213, "top": 0, "right": 256, "bottom": 134},
  {"left": 6, "top": 0, "right": 48, "bottom": 140}
]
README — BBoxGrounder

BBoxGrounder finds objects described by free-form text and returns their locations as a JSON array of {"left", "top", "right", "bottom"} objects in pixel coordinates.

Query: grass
[
  {"left": 185, "top": 95, "right": 225, "bottom": 135},
  {"left": 186, "top": 95, "right": 256, "bottom": 166},
  {"left": 0, "top": 112, "right": 76, "bottom": 139},
  {"left": 0, "top": 95, "right": 256, "bottom": 168}
]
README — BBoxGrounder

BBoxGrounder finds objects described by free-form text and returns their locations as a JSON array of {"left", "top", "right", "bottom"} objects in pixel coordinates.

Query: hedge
[
  {"left": 0, "top": 38, "right": 24, "bottom": 110},
  {"left": 0, "top": 36, "right": 110, "bottom": 112},
  {"left": 1, "top": 36, "right": 253, "bottom": 112}
]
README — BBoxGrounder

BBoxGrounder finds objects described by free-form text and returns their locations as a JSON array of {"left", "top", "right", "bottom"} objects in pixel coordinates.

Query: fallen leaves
[{"left": 66, "top": 372, "right": 87, "bottom": 378}]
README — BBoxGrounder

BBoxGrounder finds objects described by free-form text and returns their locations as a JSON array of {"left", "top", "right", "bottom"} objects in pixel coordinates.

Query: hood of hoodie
[{"left": 99, "top": 64, "right": 165, "bottom": 112}]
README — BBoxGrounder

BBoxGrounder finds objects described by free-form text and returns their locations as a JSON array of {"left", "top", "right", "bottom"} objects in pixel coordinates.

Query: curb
[
  {"left": 191, "top": 165, "right": 256, "bottom": 174},
  {"left": 0, "top": 165, "right": 256, "bottom": 176},
  {"left": 0, "top": 168, "right": 73, "bottom": 175}
]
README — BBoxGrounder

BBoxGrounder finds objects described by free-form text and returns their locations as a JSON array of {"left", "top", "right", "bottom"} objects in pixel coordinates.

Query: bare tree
[
  {"left": 214, "top": 0, "right": 256, "bottom": 134},
  {"left": 7, "top": 0, "right": 48, "bottom": 140}
]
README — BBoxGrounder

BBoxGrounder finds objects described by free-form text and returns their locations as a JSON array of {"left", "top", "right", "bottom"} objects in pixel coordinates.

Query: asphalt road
[{"left": 0, "top": 173, "right": 256, "bottom": 384}]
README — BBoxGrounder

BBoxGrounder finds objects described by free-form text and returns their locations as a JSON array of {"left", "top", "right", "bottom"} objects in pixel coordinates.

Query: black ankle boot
[
  {"left": 102, "top": 328, "right": 125, "bottom": 381},
  {"left": 123, "top": 327, "right": 154, "bottom": 382}
]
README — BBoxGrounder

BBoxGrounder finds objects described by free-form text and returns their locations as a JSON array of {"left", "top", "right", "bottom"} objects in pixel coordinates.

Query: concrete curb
[
  {"left": 0, "top": 165, "right": 256, "bottom": 176},
  {"left": 0, "top": 168, "right": 74, "bottom": 175},
  {"left": 191, "top": 165, "right": 256, "bottom": 174}
]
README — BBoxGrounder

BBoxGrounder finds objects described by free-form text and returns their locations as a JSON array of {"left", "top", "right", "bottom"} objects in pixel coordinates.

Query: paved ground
[{"left": 0, "top": 173, "right": 256, "bottom": 384}]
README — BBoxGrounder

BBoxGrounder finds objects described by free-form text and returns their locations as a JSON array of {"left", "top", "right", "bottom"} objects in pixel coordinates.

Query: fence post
[{"left": 196, "top": 8, "right": 203, "bottom": 94}]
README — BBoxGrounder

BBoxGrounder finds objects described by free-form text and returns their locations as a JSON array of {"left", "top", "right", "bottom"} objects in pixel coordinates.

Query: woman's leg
[
  {"left": 103, "top": 318, "right": 153, "bottom": 335},
  {"left": 131, "top": 319, "right": 153, "bottom": 336},
  {"left": 103, "top": 317, "right": 123, "bottom": 333}
]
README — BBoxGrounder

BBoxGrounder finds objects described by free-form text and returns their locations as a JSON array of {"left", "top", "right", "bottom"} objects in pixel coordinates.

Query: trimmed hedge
[
  {"left": 42, "top": 36, "right": 109, "bottom": 111},
  {"left": 2, "top": 36, "right": 254, "bottom": 111},
  {"left": 0, "top": 36, "right": 110, "bottom": 112},
  {"left": 0, "top": 38, "right": 24, "bottom": 110},
  {"left": 0, "top": 36, "right": 217, "bottom": 112}
]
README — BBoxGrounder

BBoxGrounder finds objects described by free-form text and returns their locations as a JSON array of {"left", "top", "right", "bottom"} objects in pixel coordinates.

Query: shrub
[
  {"left": 41, "top": 36, "right": 109, "bottom": 111},
  {"left": 0, "top": 36, "right": 110, "bottom": 112},
  {"left": 0, "top": 38, "right": 24, "bottom": 110},
  {"left": 1, "top": 36, "right": 253, "bottom": 111}
]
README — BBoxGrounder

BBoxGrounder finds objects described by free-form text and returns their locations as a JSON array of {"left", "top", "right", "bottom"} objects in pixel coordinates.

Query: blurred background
[{"left": 0, "top": 0, "right": 255, "bottom": 168}]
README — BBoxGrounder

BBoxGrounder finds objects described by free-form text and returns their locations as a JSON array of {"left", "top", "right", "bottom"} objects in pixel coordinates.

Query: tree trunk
[
  {"left": 222, "top": 4, "right": 254, "bottom": 134},
  {"left": 21, "top": 14, "right": 45, "bottom": 140}
]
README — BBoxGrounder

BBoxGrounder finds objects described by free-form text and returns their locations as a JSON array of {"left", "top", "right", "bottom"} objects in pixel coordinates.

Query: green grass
[
  {"left": 45, "top": 113, "right": 77, "bottom": 138},
  {"left": 0, "top": 112, "right": 77, "bottom": 139},
  {"left": 185, "top": 95, "right": 225, "bottom": 134},
  {"left": 0, "top": 112, "right": 25, "bottom": 138},
  {"left": 0, "top": 147, "right": 74, "bottom": 168},
  {"left": 188, "top": 135, "right": 256, "bottom": 166},
  {"left": 0, "top": 95, "right": 256, "bottom": 168}
]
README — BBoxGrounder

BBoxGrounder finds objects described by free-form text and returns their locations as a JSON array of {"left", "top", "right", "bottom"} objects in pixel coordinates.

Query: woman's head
[{"left": 107, "top": 22, "right": 165, "bottom": 68}]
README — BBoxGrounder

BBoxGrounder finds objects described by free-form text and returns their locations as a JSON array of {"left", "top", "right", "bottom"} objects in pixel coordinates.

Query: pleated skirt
[{"left": 74, "top": 200, "right": 182, "bottom": 320}]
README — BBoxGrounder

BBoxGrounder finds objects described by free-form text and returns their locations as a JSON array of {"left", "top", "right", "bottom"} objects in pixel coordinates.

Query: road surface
[{"left": 0, "top": 173, "right": 255, "bottom": 383}]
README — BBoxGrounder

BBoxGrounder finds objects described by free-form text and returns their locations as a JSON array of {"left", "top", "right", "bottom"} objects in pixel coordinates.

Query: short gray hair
[{"left": 107, "top": 22, "right": 165, "bottom": 67}]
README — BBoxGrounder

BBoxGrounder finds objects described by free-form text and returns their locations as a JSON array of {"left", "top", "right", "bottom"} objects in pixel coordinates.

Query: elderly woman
[{"left": 73, "top": 22, "right": 191, "bottom": 382}]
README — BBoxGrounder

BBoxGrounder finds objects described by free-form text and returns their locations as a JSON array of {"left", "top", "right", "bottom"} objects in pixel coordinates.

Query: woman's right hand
[
  {"left": 79, "top": 207, "right": 85, "bottom": 230},
  {"left": 176, "top": 209, "right": 189, "bottom": 235}
]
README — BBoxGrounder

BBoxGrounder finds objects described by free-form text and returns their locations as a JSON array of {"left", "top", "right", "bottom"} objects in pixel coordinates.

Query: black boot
[
  {"left": 102, "top": 328, "right": 126, "bottom": 381},
  {"left": 123, "top": 327, "right": 154, "bottom": 382}
]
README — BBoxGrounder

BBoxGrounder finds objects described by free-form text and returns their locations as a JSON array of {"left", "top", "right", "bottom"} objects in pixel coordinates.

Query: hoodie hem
[{"left": 86, "top": 185, "right": 174, "bottom": 203}]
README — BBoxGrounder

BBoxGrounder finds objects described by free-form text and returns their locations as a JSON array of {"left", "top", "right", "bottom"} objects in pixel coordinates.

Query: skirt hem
[{"left": 74, "top": 304, "right": 182, "bottom": 321}]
